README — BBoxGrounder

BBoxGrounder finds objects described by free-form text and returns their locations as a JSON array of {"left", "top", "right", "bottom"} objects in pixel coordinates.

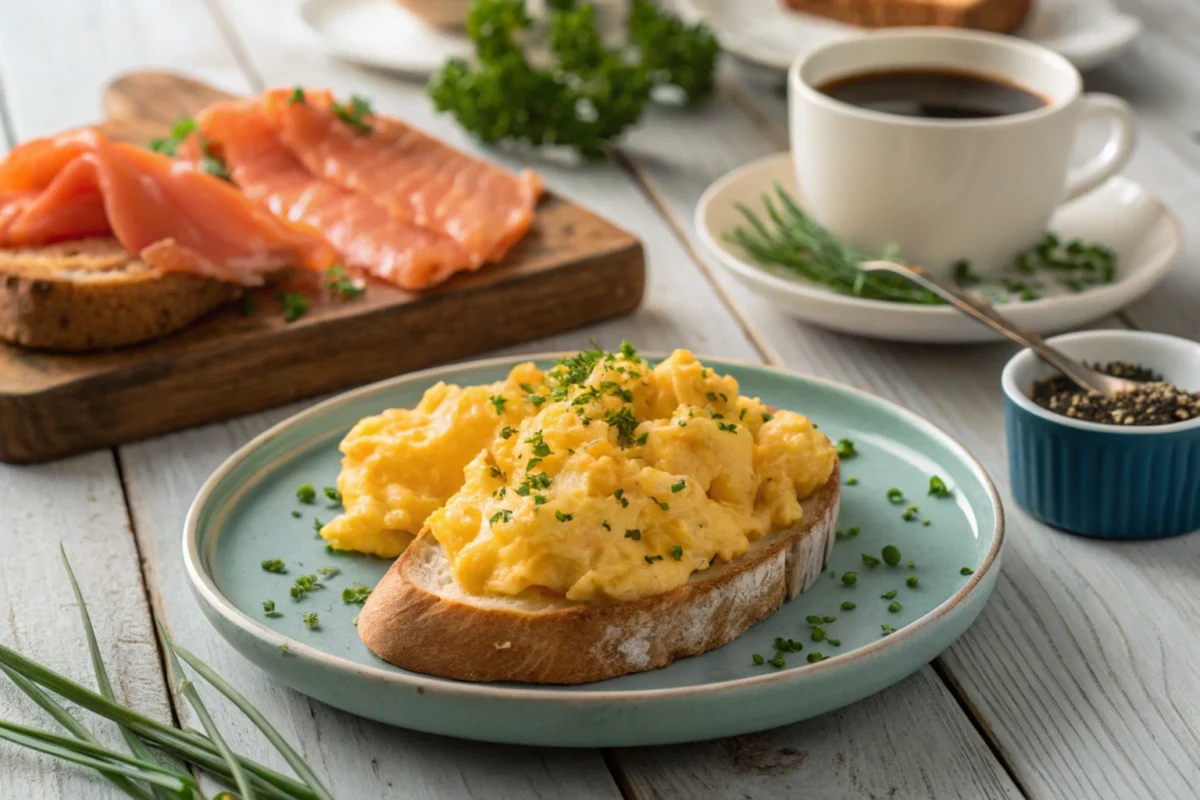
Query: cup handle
[{"left": 1063, "top": 93, "right": 1136, "bottom": 203}]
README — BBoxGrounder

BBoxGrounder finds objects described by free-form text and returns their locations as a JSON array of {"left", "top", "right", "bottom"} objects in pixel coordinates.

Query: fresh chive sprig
[{"left": 0, "top": 548, "right": 332, "bottom": 800}]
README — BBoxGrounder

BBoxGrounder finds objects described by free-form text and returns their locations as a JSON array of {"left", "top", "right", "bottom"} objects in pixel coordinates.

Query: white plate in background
[
  {"left": 298, "top": 0, "right": 473, "bottom": 77},
  {"left": 695, "top": 153, "right": 1179, "bottom": 344},
  {"left": 681, "top": 0, "right": 1141, "bottom": 73}
]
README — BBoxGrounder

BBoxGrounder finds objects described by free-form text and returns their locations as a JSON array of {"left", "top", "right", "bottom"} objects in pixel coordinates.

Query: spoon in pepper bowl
[{"left": 858, "top": 260, "right": 1141, "bottom": 397}]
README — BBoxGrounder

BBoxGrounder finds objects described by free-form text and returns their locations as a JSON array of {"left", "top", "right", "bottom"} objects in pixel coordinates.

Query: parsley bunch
[{"left": 427, "top": 0, "right": 719, "bottom": 160}]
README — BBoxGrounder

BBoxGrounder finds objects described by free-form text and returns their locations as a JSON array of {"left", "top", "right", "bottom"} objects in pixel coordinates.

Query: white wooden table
[{"left": 2, "top": 1, "right": 1197, "bottom": 797}]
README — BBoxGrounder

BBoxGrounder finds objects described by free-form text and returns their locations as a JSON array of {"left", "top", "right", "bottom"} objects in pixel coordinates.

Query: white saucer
[
  {"left": 298, "top": 0, "right": 473, "bottom": 77},
  {"left": 695, "top": 153, "right": 1179, "bottom": 344},
  {"left": 680, "top": 0, "right": 1141, "bottom": 73}
]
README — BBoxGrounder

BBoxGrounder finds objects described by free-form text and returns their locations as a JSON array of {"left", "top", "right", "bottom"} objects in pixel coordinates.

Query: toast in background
[
  {"left": 0, "top": 238, "right": 241, "bottom": 352},
  {"left": 781, "top": 0, "right": 1033, "bottom": 33}
]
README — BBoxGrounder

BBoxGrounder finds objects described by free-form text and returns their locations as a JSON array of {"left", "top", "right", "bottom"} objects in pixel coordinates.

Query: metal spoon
[{"left": 858, "top": 260, "right": 1139, "bottom": 397}]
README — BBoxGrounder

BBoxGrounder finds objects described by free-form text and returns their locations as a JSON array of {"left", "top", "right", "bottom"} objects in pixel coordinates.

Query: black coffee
[{"left": 818, "top": 68, "right": 1047, "bottom": 120}]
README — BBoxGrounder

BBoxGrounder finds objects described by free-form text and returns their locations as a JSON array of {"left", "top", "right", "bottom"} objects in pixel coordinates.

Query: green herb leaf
[
  {"left": 928, "top": 475, "right": 952, "bottom": 498},
  {"left": 297, "top": 483, "right": 316, "bottom": 503},
  {"left": 836, "top": 439, "right": 856, "bottom": 458},
  {"left": 881, "top": 545, "right": 901, "bottom": 566},
  {"left": 279, "top": 291, "right": 309, "bottom": 323},
  {"left": 341, "top": 584, "right": 372, "bottom": 604},
  {"left": 302, "top": 612, "right": 320, "bottom": 629},
  {"left": 260, "top": 559, "right": 286, "bottom": 574}
]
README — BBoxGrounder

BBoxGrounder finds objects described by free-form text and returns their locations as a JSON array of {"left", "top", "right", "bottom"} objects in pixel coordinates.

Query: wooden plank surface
[
  {"left": 3, "top": 0, "right": 1199, "bottom": 797},
  {"left": 0, "top": 451, "right": 174, "bottom": 797}
]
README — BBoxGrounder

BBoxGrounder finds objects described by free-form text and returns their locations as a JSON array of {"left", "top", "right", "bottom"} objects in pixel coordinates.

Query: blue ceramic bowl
[{"left": 1003, "top": 330, "right": 1200, "bottom": 539}]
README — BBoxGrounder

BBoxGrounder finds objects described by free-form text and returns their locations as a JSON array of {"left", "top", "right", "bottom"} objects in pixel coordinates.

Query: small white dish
[
  {"left": 680, "top": 0, "right": 1141, "bottom": 73},
  {"left": 695, "top": 153, "right": 1179, "bottom": 344},
  {"left": 298, "top": 0, "right": 473, "bottom": 77}
]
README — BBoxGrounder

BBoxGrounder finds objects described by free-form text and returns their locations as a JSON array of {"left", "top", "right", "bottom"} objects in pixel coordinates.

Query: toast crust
[
  {"left": 780, "top": 0, "right": 1032, "bottom": 33},
  {"left": 358, "top": 465, "right": 840, "bottom": 684},
  {"left": 0, "top": 237, "right": 241, "bottom": 351}
]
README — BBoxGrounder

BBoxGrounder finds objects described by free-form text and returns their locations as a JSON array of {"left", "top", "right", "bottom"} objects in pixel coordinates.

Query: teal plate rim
[{"left": 184, "top": 352, "right": 1004, "bottom": 707}]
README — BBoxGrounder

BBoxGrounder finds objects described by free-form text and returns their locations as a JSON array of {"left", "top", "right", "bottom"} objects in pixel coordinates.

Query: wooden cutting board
[{"left": 0, "top": 73, "right": 644, "bottom": 463}]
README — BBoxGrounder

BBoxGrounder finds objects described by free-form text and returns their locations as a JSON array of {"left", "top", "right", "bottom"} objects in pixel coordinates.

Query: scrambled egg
[{"left": 323, "top": 346, "right": 836, "bottom": 603}]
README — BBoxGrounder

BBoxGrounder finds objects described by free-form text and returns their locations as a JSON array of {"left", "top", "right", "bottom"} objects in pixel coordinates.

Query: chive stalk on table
[{"left": 0, "top": 548, "right": 333, "bottom": 800}]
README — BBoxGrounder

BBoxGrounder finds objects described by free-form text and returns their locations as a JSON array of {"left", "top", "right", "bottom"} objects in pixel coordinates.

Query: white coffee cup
[{"left": 789, "top": 29, "right": 1136, "bottom": 277}]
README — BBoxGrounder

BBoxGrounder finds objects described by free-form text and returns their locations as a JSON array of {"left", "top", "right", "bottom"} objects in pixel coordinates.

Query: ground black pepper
[{"left": 1030, "top": 361, "right": 1200, "bottom": 426}]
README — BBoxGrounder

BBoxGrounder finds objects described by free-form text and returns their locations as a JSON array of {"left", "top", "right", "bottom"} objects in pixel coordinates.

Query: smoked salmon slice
[
  {"left": 0, "top": 129, "right": 334, "bottom": 285},
  {"left": 197, "top": 101, "right": 474, "bottom": 290},
  {"left": 263, "top": 89, "right": 542, "bottom": 266}
]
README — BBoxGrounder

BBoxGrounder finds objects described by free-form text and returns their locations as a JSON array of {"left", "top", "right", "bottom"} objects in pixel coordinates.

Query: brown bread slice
[
  {"left": 0, "top": 237, "right": 241, "bottom": 351},
  {"left": 358, "top": 466, "right": 840, "bottom": 684},
  {"left": 781, "top": 0, "right": 1032, "bottom": 33}
]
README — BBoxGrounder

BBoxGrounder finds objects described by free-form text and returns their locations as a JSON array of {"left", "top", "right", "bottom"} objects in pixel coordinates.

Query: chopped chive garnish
[
  {"left": 554, "top": 510, "right": 573, "bottom": 522},
  {"left": 841, "top": 600, "right": 856, "bottom": 610},
  {"left": 670, "top": 545, "right": 683, "bottom": 561},
  {"left": 960, "top": 566, "right": 975, "bottom": 575},
  {"left": 861, "top": 554, "right": 880, "bottom": 568},
  {"left": 290, "top": 510, "right": 301, "bottom": 518},
  {"left": 671, "top": 480, "right": 686, "bottom": 493},
  {"left": 644, "top": 554, "right": 664, "bottom": 564},
  {"left": 341, "top": 584, "right": 372, "bottom": 604},
  {"left": 752, "top": 653, "right": 765, "bottom": 665},
  {"left": 881, "top": 590, "right": 897, "bottom": 599},
  {"left": 625, "top": 529, "right": 641, "bottom": 540},
  {"left": 313, "top": 518, "right": 324, "bottom": 533}
]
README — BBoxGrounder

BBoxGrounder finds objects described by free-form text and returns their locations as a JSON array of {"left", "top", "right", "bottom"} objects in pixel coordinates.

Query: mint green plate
[{"left": 185, "top": 354, "right": 1003, "bottom": 747}]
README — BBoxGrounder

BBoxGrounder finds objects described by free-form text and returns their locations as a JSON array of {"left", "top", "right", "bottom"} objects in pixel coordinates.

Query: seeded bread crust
[
  {"left": 0, "top": 238, "right": 241, "bottom": 351},
  {"left": 780, "top": 0, "right": 1032, "bottom": 33},
  {"left": 358, "top": 465, "right": 840, "bottom": 684}
]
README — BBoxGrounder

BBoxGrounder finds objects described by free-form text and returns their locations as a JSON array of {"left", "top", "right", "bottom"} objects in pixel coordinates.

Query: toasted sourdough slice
[
  {"left": 0, "top": 237, "right": 241, "bottom": 351},
  {"left": 358, "top": 466, "right": 840, "bottom": 684},
  {"left": 780, "top": 0, "right": 1032, "bottom": 33}
]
